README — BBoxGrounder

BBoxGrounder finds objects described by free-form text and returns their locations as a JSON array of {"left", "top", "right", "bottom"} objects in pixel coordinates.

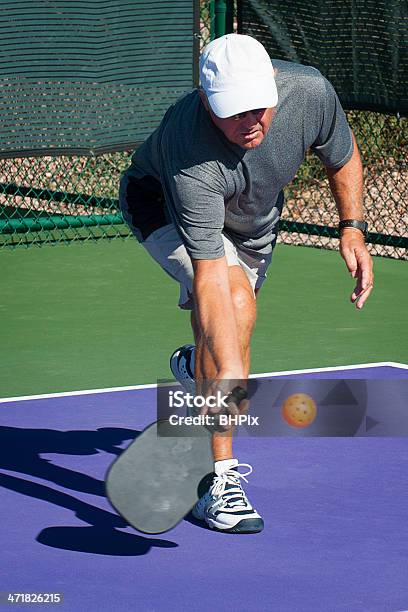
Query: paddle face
[{"left": 105, "top": 420, "right": 213, "bottom": 534}]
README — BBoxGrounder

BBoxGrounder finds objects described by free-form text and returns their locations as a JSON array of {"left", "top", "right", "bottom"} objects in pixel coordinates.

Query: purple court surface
[{"left": 1, "top": 363, "right": 408, "bottom": 612}]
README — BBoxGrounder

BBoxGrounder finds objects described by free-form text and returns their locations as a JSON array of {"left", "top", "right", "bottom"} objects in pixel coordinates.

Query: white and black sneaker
[
  {"left": 170, "top": 344, "right": 196, "bottom": 395},
  {"left": 192, "top": 459, "right": 264, "bottom": 533}
]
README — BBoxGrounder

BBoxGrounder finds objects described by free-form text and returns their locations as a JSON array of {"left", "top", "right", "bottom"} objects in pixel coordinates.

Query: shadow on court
[
  {"left": 0, "top": 426, "right": 178, "bottom": 555},
  {"left": 0, "top": 426, "right": 137, "bottom": 495}
]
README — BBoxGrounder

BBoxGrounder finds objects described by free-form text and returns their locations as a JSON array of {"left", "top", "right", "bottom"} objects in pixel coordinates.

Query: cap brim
[{"left": 207, "top": 77, "right": 278, "bottom": 119}]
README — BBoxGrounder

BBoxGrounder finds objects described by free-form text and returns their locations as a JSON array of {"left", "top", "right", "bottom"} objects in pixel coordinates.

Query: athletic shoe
[
  {"left": 192, "top": 459, "right": 264, "bottom": 533},
  {"left": 170, "top": 344, "right": 196, "bottom": 395}
]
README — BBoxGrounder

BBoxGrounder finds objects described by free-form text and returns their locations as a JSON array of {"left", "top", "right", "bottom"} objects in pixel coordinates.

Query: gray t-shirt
[{"left": 126, "top": 59, "right": 353, "bottom": 260}]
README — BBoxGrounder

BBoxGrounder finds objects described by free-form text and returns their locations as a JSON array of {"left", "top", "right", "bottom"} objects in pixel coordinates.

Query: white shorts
[{"left": 141, "top": 223, "right": 273, "bottom": 309}]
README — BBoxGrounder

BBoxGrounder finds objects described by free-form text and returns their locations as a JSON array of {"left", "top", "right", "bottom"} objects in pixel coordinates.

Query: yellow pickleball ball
[{"left": 281, "top": 393, "right": 317, "bottom": 428}]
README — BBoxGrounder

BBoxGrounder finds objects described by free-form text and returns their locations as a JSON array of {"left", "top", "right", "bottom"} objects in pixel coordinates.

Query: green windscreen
[
  {"left": 238, "top": 0, "right": 407, "bottom": 114},
  {"left": 0, "top": 0, "right": 199, "bottom": 158}
]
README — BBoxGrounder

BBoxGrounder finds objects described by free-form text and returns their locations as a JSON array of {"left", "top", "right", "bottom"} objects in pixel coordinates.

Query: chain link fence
[
  {"left": 0, "top": 153, "right": 130, "bottom": 246},
  {"left": 1, "top": 1, "right": 407, "bottom": 258},
  {"left": 281, "top": 111, "right": 407, "bottom": 259}
]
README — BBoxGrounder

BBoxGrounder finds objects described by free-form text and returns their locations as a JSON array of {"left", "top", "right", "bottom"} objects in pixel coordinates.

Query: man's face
[{"left": 199, "top": 91, "right": 274, "bottom": 149}]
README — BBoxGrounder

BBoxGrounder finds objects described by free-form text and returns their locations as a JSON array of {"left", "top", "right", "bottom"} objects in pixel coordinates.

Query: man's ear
[{"left": 198, "top": 88, "right": 210, "bottom": 112}]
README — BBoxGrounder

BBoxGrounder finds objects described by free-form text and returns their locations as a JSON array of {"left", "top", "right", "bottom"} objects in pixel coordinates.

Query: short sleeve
[
  {"left": 311, "top": 77, "right": 354, "bottom": 169},
  {"left": 163, "top": 164, "right": 228, "bottom": 260}
]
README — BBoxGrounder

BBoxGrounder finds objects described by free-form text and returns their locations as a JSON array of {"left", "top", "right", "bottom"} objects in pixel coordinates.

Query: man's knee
[
  {"left": 228, "top": 266, "right": 256, "bottom": 317},
  {"left": 230, "top": 285, "right": 257, "bottom": 330}
]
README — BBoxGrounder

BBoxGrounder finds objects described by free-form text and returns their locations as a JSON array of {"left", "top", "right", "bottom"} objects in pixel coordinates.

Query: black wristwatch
[{"left": 338, "top": 219, "right": 368, "bottom": 238}]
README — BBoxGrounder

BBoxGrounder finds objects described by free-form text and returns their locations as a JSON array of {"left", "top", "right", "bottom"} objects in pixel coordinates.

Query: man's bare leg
[{"left": 191, "top": 265, "right": 257, "bottom": 461}]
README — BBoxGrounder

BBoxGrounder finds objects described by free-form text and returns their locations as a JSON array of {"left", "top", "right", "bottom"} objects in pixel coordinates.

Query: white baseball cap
[{"left": 199, "top": 33, "right": 278, "bottom": 119}]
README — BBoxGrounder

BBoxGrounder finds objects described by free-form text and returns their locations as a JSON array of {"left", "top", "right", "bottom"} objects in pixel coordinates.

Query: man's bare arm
[
  {"left": 192, "top": 257, "right": 245, "bottom": 380},
  {"left": 325, "top": 132, "right": 374, "bottom": 309}
]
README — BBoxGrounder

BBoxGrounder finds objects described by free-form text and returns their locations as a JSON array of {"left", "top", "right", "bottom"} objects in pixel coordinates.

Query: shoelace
[{"left": 211, "top": 463, "right": 253, "bottom": 509}]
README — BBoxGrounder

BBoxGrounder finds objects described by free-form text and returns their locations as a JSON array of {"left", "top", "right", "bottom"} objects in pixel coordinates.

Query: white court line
[
  {"left": 253, "top": 360, "right": 408, "bottom": 379},
  {"left": 0, "top": 361, "right": 407, "bottom": 405}
]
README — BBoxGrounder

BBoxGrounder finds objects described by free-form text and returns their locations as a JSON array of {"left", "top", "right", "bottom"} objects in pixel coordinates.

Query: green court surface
[{"left": 1, "top": 240, "right": 407, "bottom": 398}]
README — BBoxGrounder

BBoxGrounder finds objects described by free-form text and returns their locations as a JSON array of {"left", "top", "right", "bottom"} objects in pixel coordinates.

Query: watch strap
[{"left": 338, "top": 219, "right": 368, "bottom": 237}]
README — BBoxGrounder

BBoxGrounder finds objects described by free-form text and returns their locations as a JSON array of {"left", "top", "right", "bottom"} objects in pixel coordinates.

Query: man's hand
[
  {"left": 197, "top": 379, "right": 249, "bottom": 432},
  {"left": 339, "top": 229, "right": 374, "bottom": 309},
  {"left": 325, "top": 132, "right": 374, "bottom": 309}
]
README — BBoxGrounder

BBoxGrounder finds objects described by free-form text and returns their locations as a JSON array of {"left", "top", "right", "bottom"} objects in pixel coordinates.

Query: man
[{"left": 120, "top": 34, "right": 374, "bottom": 534}]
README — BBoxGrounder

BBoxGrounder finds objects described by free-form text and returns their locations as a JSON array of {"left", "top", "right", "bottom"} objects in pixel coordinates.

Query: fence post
[{"left": 212, "top": 0, "right": 234, "bottom": 39}]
